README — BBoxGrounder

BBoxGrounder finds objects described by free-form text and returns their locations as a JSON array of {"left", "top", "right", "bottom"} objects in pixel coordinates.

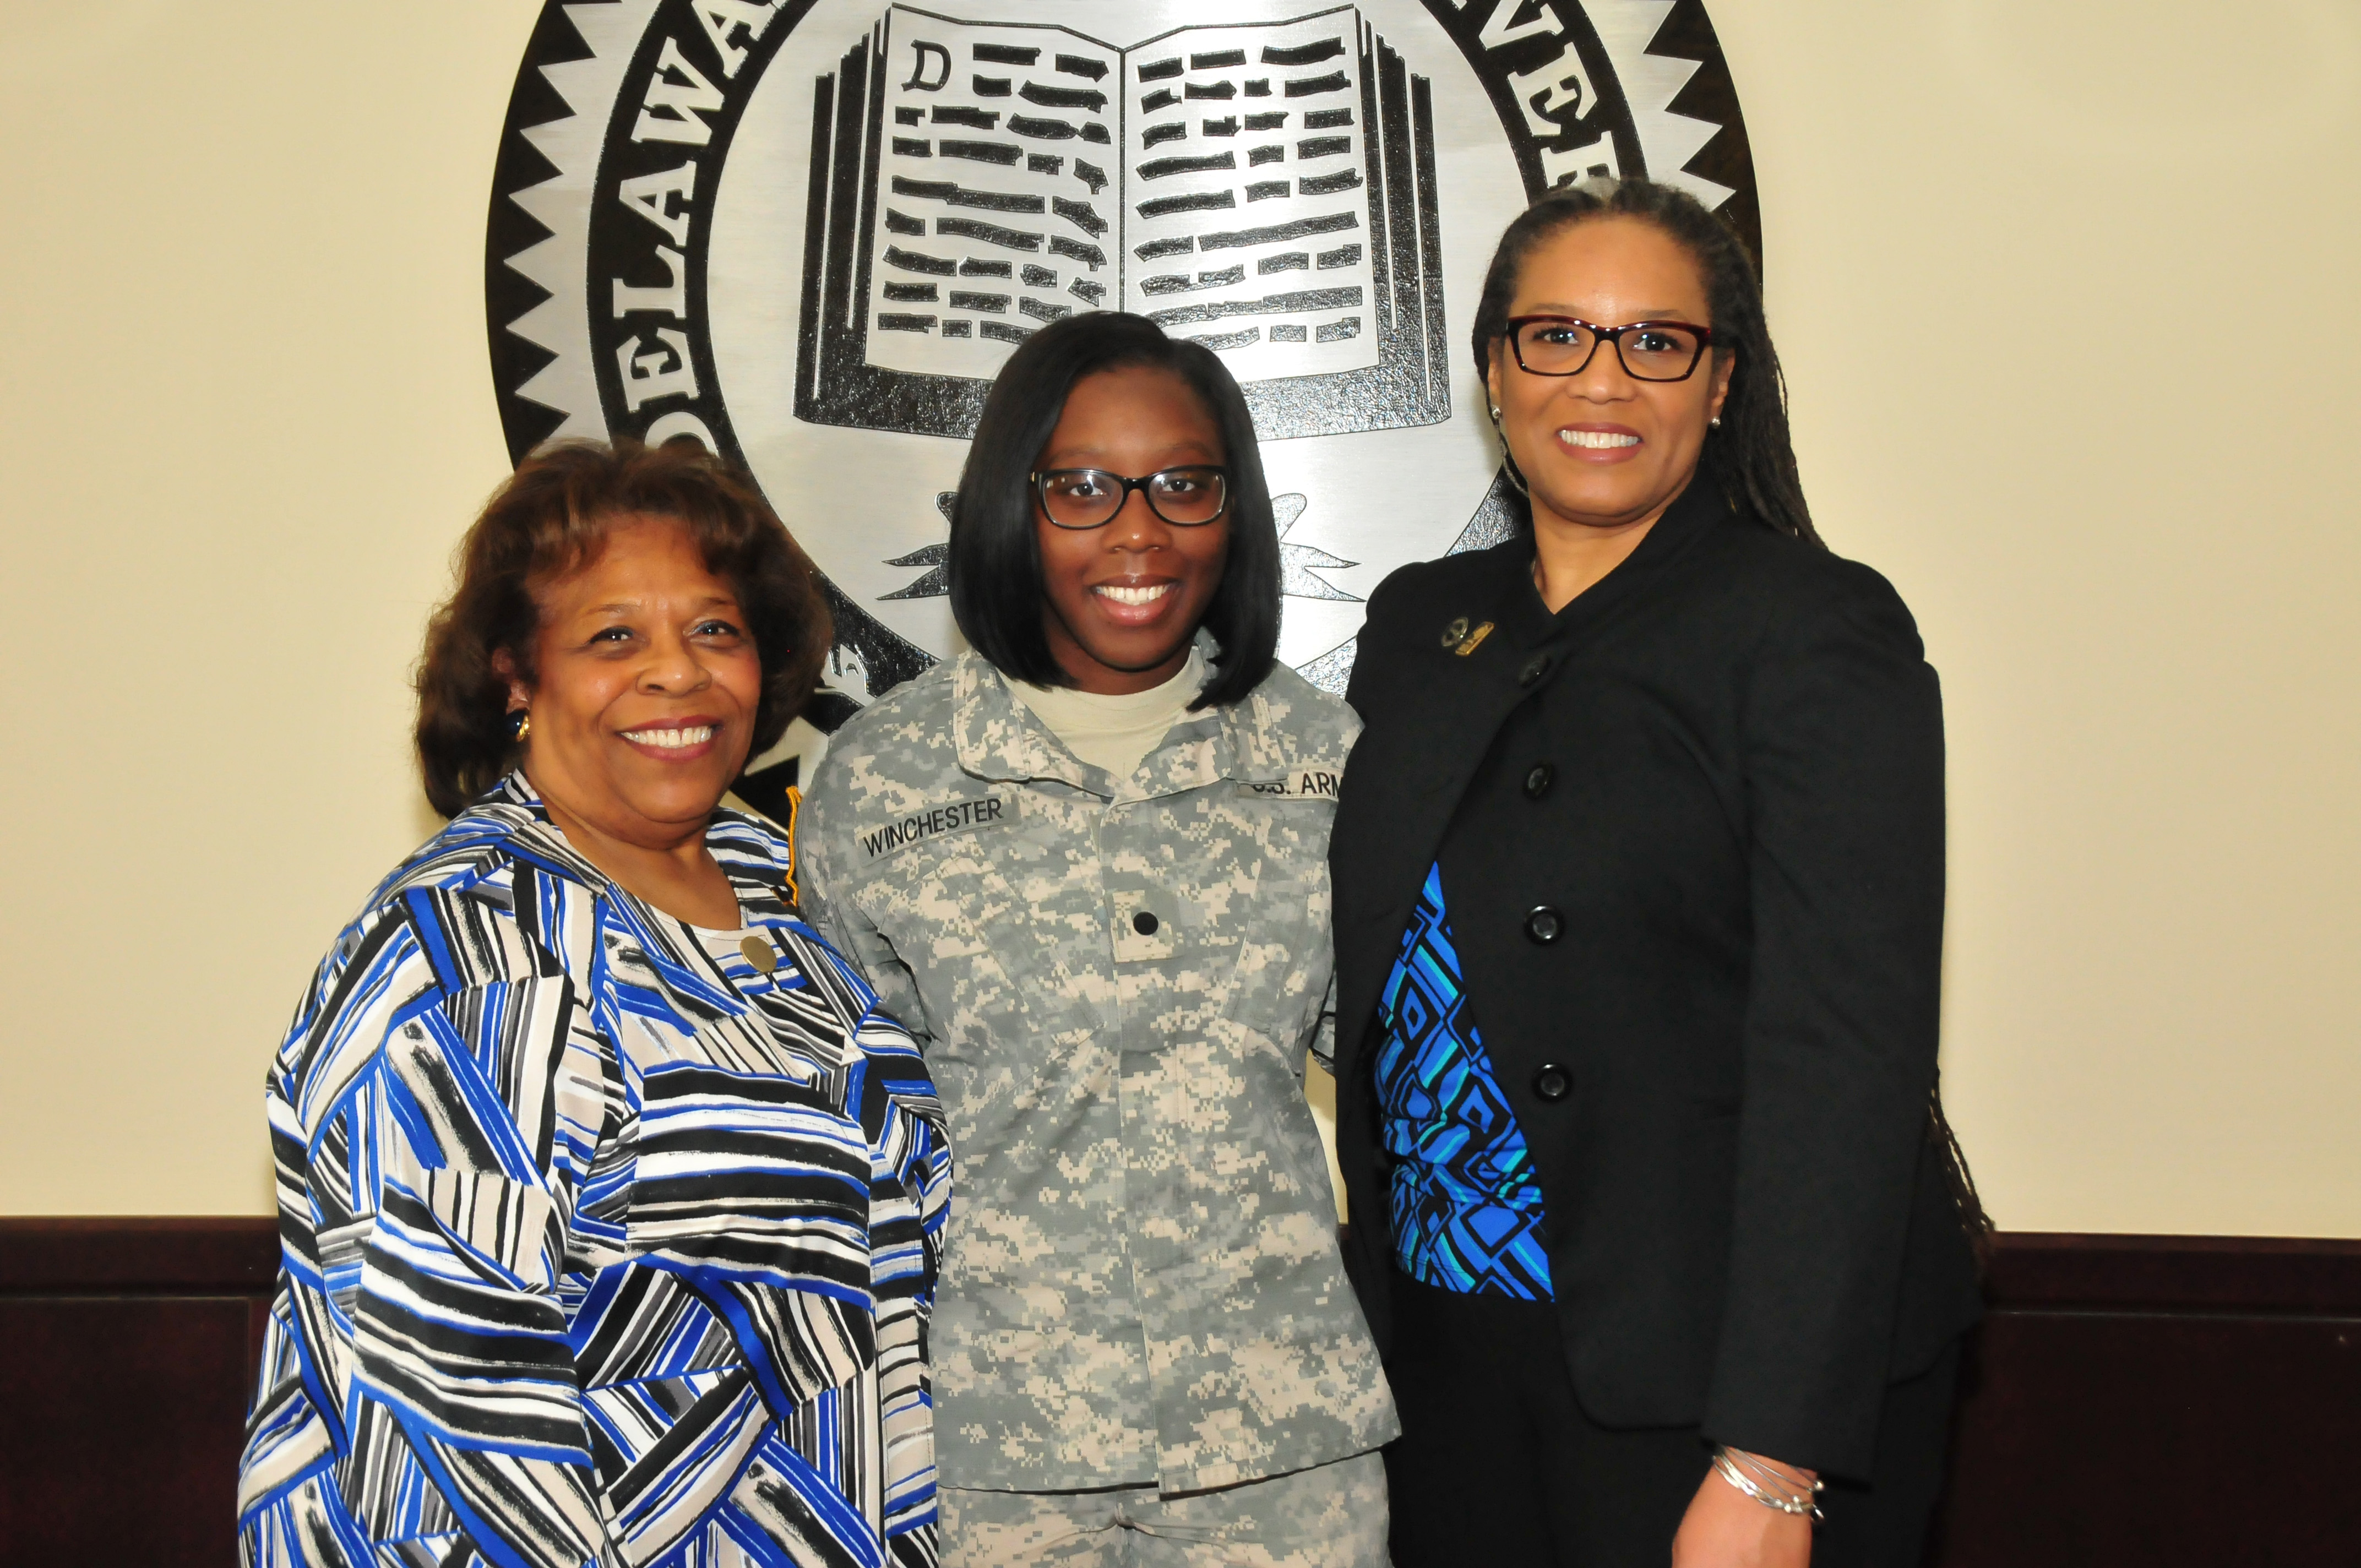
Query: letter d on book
[{"left": 903, "top": 39, "right": 950, "bottom": 91}]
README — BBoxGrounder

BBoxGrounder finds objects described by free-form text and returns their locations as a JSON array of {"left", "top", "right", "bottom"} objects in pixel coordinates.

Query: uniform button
[
  {"left": 1524, "top": 905, "right": 1564, "bottom": 944},
  {"left": 1517, "top": 654, "right": 1550, "bottom": 685},
  {"left": 1523, "top": 763, "right": 1554, "bottom": 799},
  {"left": 1532, "top": 1064, "right": 1573, "bottom": 1102},
  {"left": 1133, "top": 911, "right": 1160, "bottom": 936},
  {"left": 1440, "top": 616, "right": 1471, "bottom": 649}
]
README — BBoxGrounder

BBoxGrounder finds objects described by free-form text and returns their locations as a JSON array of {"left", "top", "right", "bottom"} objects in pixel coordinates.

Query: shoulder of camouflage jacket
[{"left": 1239, "top": 658, "right": 1362, "bottom": 758}]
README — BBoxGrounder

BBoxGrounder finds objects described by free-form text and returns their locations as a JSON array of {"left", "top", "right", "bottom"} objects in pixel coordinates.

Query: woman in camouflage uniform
[{"left": 798, "top": 313, "right": 1396, "bottom": 1567}]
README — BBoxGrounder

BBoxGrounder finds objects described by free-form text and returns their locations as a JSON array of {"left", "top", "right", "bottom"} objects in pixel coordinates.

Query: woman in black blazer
[{"left": 1330, "top": 179, "right": 1985, "bottom": 1567}]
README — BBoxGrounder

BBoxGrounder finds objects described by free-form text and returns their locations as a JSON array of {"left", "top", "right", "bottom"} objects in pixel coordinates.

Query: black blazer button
[
  {"left": 1532, "top": 1064, "right": 1572, "bottom": 1102},
  {"left": 1524, "top": 905, "right": 1564, "bottom": 944},
  {"left": 1133, "top": 911, "right": 1159, "bottom": 935},
  {"left": 1517, "top": 654, "right": 1551, "bottom": 685},
  {"left": 1523, "top": 763, "right": 1554, "bottom": 799}
]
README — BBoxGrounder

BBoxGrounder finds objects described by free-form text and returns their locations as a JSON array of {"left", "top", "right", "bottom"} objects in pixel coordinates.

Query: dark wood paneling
[
  {"left": 1934, "top": 1312, "right": 2361, "bottom": 1565},
  {"left": 0, "top": 1215, "right": 276, "bottom": 1292},
  {"left": 1930, "top": 1233, "right": 2361, "bottom": 1568},
  {"left": 0, "top": 1297, "right": 254, "bottom": 1566},
  {"left": 2, "top": 1222, "right": 2355, "bottom": 1565},
  {"left": 1982, "top": 1231, "right": 2361, "bottom": 1314},
  {"left": 0, "top": 1218, "right": 278, "bottom": 1568}
]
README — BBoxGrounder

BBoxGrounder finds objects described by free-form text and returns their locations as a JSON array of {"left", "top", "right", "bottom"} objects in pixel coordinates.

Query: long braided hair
[
  {"left": 1470, "top": 181, "right": 2001, "bottom": 1257},
  {"left": 1468, "top": 177, "right": 1821, "bottom": 547}
]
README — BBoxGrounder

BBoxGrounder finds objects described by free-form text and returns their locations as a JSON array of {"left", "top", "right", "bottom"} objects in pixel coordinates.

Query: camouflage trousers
[{"left": 940, "top": 1452, "right": 1390, "bottom": 1568}]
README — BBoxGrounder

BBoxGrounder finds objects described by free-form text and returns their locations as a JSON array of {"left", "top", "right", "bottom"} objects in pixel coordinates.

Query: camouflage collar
[
  {"left": 950, "top": 633, "right": 1301, "bottom": 798},
  {"left": 950, "top": 656, "right": 1100, "bottom": 791}
]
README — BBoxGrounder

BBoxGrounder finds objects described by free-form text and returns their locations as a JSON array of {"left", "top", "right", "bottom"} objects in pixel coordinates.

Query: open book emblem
[
  {"left": 488, "top": 0, "right": 1761, "bottom": 727},
  {"left": 798, "top": 6, "right": 1452, "bottom": 442}
]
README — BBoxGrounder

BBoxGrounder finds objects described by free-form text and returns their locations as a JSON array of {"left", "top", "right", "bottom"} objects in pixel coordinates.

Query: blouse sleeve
[
  {"left": 848, "top": 981, "right": 953, "bottom": 1540},
  {"left": 1702, "top": 564, "right": 1949, "bottom": 1478},
  {"left": 243, "top": 890, "right": 626, "bottom": 1568}
]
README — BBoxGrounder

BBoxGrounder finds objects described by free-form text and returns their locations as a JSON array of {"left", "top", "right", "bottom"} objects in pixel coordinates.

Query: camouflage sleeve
[{"left": 795, "top": 774, "right": 939, "bottom": 1052}]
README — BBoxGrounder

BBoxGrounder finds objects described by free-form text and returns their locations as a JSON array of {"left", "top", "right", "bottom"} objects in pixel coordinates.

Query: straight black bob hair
[{"left": 946, "top": 311, "right": 1282, "bottom": 709}]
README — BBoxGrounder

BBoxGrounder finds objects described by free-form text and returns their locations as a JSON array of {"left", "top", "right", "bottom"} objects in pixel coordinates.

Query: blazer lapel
[
  {"left": 1332, "top": 465, "right": 1734, "bottom": 1058},
  {"left": 1333, "top": 545, "right": 1538, "bottom": 1053}
]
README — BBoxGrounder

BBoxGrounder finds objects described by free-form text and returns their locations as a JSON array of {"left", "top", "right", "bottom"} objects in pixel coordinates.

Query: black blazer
[{"left": 1331, "top": 470, "right": 1982, "bottom": 1478}]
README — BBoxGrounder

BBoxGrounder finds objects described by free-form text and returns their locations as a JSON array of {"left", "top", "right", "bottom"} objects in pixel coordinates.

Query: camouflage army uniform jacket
[{"left": 797, "top": 644, "right": 1397, "bottom": 1494}]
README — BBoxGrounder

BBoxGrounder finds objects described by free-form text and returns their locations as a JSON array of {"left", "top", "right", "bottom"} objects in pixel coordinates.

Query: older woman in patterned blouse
[{"left": 237, "top": 439, "right": 951, "bottom": 1568}]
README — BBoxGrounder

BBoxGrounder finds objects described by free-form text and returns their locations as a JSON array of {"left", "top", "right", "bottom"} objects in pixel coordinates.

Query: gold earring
[{"left": 508, "top": 709, "right": 532, "bottom": 741}]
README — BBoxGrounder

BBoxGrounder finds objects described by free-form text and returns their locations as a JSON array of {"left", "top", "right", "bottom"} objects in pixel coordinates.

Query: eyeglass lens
[
  {"left": 1514, "top": 320, "right": 1705, "bottom": 382},
  {"left": 1040, "top": 467, "right": 1229, "bottom": 529}
]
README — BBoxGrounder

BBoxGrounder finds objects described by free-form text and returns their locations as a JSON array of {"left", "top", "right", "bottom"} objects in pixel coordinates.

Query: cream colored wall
[
  {"left": 1713, "top": 0, "right": 2361, "bottom": 1235},
  {"left": 0, "top": 1, "right": 538, "bottom": 1213},
  {"left": 1, "top": 1, "right": 2354, "bottom": 1230}
]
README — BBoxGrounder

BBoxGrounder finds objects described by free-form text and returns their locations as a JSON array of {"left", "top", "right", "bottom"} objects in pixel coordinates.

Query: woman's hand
[{"left": 1669, "top": 1451, "right": 1815, "bottom": 1568}]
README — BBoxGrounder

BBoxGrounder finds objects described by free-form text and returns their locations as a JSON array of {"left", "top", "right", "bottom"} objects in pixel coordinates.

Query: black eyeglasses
[
  {"left": 1500, "top": 315, "right": 1715, "bottom": 382},
  {"left": 1030, "top": 466, "right": 1231, "bottom": 530}
]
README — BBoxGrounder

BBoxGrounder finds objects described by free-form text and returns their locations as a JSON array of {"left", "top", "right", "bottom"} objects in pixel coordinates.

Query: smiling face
[
  {"left": 1486, "top": 215, "right": 1735, "bottom": 535},
  {"left": 1032, "top": 363, "right": 1232, "bottom": 694},
  {"left": 504, "top": 515, "right": 763, "bottom": 849}
]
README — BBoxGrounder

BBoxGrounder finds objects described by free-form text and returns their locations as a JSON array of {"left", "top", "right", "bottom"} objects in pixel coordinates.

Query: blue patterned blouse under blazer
[{"left": 237, "top": 774, "right": 953, "bottom": 1568}]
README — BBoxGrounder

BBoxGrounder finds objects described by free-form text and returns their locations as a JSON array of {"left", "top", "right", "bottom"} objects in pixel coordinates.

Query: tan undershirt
[{"left": 1010, "top": 646, "right": 1209, "bottom": 784}]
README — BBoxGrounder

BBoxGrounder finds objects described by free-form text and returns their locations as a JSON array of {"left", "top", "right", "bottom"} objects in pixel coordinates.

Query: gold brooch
[{"left": 1450, "top": 620, "right": 1495, "bottom": 656}]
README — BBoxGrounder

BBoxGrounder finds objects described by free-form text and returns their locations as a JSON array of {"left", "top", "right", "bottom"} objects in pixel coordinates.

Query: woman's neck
[
  {"left": 537, "top": 787, "right": 742, "bottom": 928},
  {"left": 1529, "top": 507, "right": 1660, "bottom": 613}
]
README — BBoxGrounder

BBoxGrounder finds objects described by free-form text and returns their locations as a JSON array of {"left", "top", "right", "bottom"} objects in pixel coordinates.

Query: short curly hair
[{"left": 415, "top": 438, "right": 830, "bottom": 818}]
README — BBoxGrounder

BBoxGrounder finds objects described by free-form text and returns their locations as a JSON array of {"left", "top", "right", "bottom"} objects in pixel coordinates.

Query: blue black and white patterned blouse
[
  {"left": 237, "top": 773, "right": 951, "bottom": 1568},
  {"left": 1374, "top": 862, "right": 1553, "bottom": 1300}
]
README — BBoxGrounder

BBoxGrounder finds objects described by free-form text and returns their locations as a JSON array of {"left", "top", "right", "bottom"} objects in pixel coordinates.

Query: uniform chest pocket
[
  {"left": 846, "top": 795, "right": 1086, "bottom": 1053},
  {"left": 1221, "top": 767, "right": 1343, "bottom": 931},
  {"left": 1222, "top": 774, "right": 1344, "bottom": 1038},
  {"left": 1100, "top": 785, "right": 1341, "bottom": 1053},
  {"left": 1100, "top": 786, "right": 1292, "bottom": 967}
]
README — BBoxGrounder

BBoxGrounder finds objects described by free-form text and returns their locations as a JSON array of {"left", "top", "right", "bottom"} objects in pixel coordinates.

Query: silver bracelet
[
  {"left": 1730, "top": 1447, "right": 1825, "bottom": 1500},
  {"left": 1711, "top": 1447, "right": 1824, "bottom": 1522}
]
